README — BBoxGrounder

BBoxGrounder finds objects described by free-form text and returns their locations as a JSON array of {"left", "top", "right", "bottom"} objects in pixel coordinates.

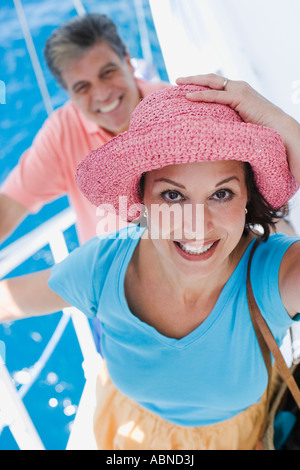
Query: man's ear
[{"left": 125, "top": 53, "right": 135, "bottom": 74}]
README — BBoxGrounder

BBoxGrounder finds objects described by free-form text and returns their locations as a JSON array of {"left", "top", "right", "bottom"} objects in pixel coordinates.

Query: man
[{"left": 0, "top": 13, "right": 169, "bottom": 245}]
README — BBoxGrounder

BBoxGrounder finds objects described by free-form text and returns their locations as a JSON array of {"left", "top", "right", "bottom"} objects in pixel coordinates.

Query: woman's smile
[{"left": 173, "top": 239, "right": 220, "bottom": 261}]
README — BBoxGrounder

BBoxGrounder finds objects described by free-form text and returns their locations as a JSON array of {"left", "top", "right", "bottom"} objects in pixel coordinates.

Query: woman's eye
[
  {"left": 212, "top": 189, "right": 234, "bottom": 201},
  {"left": 161, "top": 190, "right": 184, "bottom": 202}
]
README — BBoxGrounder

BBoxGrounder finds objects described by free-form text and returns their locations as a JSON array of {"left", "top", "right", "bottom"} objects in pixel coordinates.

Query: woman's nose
[
  {"left": 181, "top": 203, "right": 205, "bottom": 240},
  {"left": 203, "top": 205, "right": 215, "bottom": 234}
]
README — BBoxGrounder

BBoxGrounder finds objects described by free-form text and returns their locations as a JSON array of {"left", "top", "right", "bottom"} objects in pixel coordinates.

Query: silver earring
[
  {"left": 245, "top": 207, "right": 248, "bottom": 215},
  {"left": 144, "top": 206, "right": 148, "bottom": 218}
]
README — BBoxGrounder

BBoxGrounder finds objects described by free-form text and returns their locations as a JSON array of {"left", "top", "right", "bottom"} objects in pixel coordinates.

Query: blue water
[{"left": 0, "top": 0, "right": 167, "bottom": 450}]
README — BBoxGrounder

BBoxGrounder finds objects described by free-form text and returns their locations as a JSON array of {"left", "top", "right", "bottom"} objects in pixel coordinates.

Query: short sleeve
[
  {"left": 48, "top": 237, "right": 104, "bottom": 318},
  {"left": 48, "top": 225, "right": 142, "bottom": 319},
  {"left": 250, "top": 234, "right": 300, "bottom": 339}
]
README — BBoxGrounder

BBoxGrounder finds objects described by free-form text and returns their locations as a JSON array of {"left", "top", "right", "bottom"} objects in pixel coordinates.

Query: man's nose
[{"left": 91, "top": 83, "right": 111, "bottom": 102}]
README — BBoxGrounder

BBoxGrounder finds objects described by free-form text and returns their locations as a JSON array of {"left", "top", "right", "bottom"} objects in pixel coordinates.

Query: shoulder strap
[{"left": 247, "top": 237, "right": 300, "bottom": 409}]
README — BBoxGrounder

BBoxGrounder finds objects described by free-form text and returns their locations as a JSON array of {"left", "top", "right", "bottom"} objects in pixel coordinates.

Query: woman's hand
[
  {"left": 177, "top": 73, "right": 287, "bottom": 130},
  {"left": 176, "top": 73, "right": 300, "bottom": 185}
]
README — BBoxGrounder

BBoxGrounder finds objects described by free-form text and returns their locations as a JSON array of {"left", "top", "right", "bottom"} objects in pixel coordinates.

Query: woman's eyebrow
[
  {"left": 154, "top": 176, "right": 240, "bottom": 189},
  {"left": 153, "top": 178, "right": 186, "bottom": 189},
  {"left": 215, "top": 176, "right": 240, "bottom": 187}
]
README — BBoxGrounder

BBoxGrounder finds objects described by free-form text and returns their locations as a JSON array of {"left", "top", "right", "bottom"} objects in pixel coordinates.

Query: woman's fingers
[
  {"left": 176, "top": 73, "right": 279, "bottom": 126},
  {"left": 176, "top": 73, "right": 250, "bottom": 98},
  {"left": 176, "top": 73, "right": 290, "bottom": 134},
  {"left": 185, "top": 89, "right": 233, "bottom": 104},
  {"left": 176, "top": 73, "right": 226, "bottom": 89},
  {"left": 176, "top": 73, "right": 240, "bottom": 106}
]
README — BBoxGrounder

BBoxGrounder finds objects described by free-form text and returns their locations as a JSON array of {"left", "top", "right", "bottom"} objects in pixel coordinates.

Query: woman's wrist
[{"left": 276, "top": 114, "right": 300, "bottom": 182}]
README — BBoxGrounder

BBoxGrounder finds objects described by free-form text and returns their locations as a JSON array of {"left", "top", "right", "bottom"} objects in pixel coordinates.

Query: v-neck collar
[{"left": 117, "top": 231, "right": 257, "bottom": 350}]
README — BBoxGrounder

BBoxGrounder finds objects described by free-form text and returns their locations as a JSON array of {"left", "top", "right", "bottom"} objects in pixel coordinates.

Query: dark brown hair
[{"left": 243, "top": 162, "right": 288, "bottom": 241}]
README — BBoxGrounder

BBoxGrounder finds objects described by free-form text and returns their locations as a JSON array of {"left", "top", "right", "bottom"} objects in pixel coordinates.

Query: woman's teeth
[
  {"left": 177, "top": 241, "right": 215, "bottom": 255},
  {"left": 98, "top": 98, "right": 121, "bottom": 113}
]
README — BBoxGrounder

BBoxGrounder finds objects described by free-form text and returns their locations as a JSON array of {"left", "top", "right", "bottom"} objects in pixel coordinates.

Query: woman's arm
[
  {"left": 176, "top": 74, "right": 300, "bottom": 186},
  {"left": 0, "top": 269, "right": 70, "bottom": 323},
  {"left": 279, "top": 242, "right": 300, "bottom": 318}
]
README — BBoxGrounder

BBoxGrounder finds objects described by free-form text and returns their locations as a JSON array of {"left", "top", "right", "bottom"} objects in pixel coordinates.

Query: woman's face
[{"left": 143, "top": 160, "right": 248, "bottom": 277}]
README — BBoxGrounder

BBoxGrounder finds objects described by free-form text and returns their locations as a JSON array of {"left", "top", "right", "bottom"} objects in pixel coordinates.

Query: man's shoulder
[{"left": 39, "top": 100, "right": 85, "bottom": 139}]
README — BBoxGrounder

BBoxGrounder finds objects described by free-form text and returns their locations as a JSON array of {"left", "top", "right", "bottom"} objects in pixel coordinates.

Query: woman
[{"left": 1, "top": 75, "right": 300, "bottom": 450}]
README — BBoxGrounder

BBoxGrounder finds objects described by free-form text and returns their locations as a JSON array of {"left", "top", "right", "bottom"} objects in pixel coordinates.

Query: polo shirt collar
[{"left": 78, "top": 108, "right": 113, "bottom": 140}]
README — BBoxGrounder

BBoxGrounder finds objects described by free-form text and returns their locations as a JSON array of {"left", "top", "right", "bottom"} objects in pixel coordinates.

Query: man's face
[{"left": 61, "top": 41, "right": 141, "bottom": 135}]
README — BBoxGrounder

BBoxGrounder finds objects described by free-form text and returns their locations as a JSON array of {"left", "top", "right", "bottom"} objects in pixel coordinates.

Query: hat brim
[{"left": 76, "top": 115, "right": 299, "bottom": 221}]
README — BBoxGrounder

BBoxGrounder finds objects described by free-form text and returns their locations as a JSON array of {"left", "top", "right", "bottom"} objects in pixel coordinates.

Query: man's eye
[
  {"left": 75, "top": 85, "right": 88, "bottom": 94},
  {"left": 101, "top": 69, "right": 116, "bottom": 78},
  {"left": 161, "top": 190, "right": 184, "bottom": 202}
]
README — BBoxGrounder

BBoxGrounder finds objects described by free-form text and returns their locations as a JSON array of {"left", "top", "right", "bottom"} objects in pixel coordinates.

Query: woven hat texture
[{"left": 76, "top": 85, "right": 299, "bottom": 221}]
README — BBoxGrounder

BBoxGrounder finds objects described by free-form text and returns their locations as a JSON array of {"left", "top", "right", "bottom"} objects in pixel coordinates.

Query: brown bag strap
[{"left": 247, "top": 238, "right": 300, "bottom": 409}]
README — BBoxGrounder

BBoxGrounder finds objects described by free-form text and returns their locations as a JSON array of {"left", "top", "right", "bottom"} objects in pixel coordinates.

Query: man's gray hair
[{"left": 44, "top": 13, "right": 128, "bottom": 89}]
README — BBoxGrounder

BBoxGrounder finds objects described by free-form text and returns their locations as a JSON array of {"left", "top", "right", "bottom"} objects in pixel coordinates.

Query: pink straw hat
[{"left": 76, "top": 85, "right": 299, "bottom": 221}]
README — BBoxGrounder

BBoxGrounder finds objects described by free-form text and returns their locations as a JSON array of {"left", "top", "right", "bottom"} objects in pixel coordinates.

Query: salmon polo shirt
[{"left": 1, "top": 79, "right": 169, "bottom": 243}]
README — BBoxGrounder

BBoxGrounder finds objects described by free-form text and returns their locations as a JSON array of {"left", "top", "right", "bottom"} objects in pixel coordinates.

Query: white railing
[
  {"left": 0, "top": 208, "right": 101, "bottom": 450},
  {"left": 0, "top": 357, "right": 45, "bottom": 450},
  {"left": 0, "top": 207, "right": 76, "bottom": 279},
  {"left": 13, "top": 0, "right": 53, "bottom": 116}
]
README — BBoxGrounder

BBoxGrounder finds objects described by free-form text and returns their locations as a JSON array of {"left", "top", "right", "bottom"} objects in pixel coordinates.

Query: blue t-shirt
[{"left": 48, "top": 226, "right": 300, "bottom": 426}]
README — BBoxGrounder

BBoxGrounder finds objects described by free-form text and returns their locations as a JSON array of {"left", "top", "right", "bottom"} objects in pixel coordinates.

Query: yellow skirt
[{"left": 93, "top": 362, "right": 281, "bottom": 450}]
